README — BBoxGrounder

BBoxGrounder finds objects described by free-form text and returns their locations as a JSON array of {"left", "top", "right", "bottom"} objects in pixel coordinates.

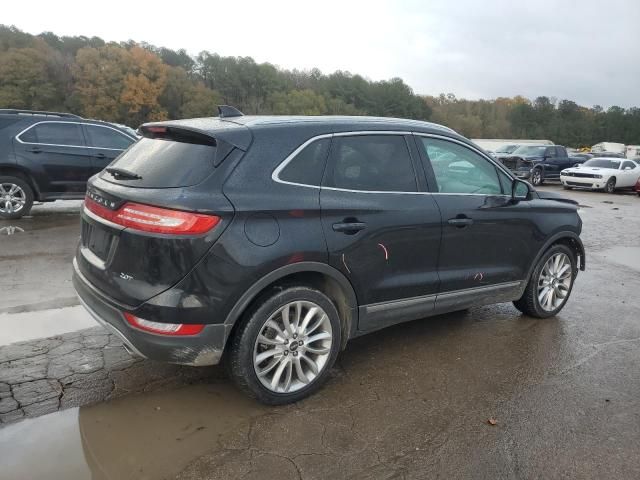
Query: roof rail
[
  {"left": 217, "top": 105, "right": 244, "bottom": 118},
  {"left": 0, "top": 109, "right": 83, "bottom": 119}
]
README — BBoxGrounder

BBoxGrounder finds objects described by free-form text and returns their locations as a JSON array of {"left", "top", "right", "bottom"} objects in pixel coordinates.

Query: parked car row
[{"left": 0, "top": 109, "right": 138, "bottom": 219}]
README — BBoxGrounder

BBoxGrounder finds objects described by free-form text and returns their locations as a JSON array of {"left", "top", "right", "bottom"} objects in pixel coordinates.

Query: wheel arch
[
  {"left": 0, "top": 164, "right": 42, "bottom": 199},
  {"left": 224, "top": 262, "right": 359, "bottom": 350},
  {"left": 526, "top": 232, "right": 586, "bottom": 282}
]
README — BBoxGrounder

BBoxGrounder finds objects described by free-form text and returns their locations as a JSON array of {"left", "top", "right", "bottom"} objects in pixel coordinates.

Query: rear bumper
[{"left": 72, "top": 259, "right": 229, "bottom": 366}]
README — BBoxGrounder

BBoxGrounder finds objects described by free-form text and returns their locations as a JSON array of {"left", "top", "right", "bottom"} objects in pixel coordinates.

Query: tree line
[{"left": 1, "top": 25, "right": 638, "bottom": 147}]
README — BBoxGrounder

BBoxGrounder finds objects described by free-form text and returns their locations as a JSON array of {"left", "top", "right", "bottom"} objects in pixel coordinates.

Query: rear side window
[
  {"left": 19, "top": 122, "right": 85, "bottom": 146},
  {"left": 102, "top": 138, "right": 216, "bottom": 188},
  {"left": 85, "top": 125, "right": 134, "bottom": 150},
  {"left": 325, "top": 135, "right": 417, "bottom": 192},
  {"left": 279, "top": 138, "right": 330, "bottom": 186}
]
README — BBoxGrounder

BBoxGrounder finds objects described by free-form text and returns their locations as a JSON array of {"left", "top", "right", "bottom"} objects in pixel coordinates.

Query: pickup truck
[{"left": 499, "top": 145, "right": 586, "bottom": 186}]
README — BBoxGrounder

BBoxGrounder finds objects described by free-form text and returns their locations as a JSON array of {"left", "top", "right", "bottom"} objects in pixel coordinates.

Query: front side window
[
  {"left": 325, "top": 135, "right": 417, "bottom": 192},
  {"left": 279, "top": 138, "right": 330, "bottom": 186},
  {"left": 85, "top": 125, "right": 134, "bottom": 150},
  {"left": 546, "top": 147, "right": 557, "bottom": 158},
  {"left": 420, "top": 138, "right": 502, "bottom": 195},
  {"left": 20, "top": 122, "right": 85, "bottom": 146}
]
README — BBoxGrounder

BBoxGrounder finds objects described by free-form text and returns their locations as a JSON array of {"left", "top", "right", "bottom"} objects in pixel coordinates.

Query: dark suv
[
  {"left": 73, "top": 110, "right": 586, "bottom": 404},
  {"left": 500, "top": 145, "right": 585, "bottom": 186},
  {"left": 0, "top": 109, "right": 137, "bottom": 219}
]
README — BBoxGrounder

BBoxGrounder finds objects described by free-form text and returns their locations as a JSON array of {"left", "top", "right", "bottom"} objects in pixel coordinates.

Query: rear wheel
[
  {"left": 226, "top": 286, "right": 341, "bottom": 404},
  {"left": 0, "top": 176, "right": 34, "bottom": 220},
  {"left": 513, "top": 244, "right": 576, "bottom": 318},
  {"left": 531, "top": 168, "right": 544, "bottom": 186},
  {"left": 604, "top": 178, "right": 616, "bottom": 193}
]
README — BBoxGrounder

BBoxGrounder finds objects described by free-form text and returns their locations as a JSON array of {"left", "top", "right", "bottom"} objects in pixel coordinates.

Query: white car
[{"left": 560, "top": 157, "right": 640, "bottom": 193}]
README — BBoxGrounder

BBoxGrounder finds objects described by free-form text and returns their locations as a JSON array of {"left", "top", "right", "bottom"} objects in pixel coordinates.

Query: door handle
[
  {"left": 332, "top": 221, "right": 367, "bottom": 234},
  {"left": 93, "top": 153, "right": 106, "bottom": 159},
  {"left": 27, "top": 147, "right": 42, "bottom": 154},
  {"left": 447, "top": 216, "right": 474, "bottom": 228}
]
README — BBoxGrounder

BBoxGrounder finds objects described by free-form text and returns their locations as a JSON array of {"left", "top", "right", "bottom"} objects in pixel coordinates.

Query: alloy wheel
[
  {"left": 0, "top": 183, "right": 26, "bottom": 214},
  {"left": 532, "top": 170, "right": 542, "bottom": 185},
  {"left": 253, "top": 300, "right": 333, "bottom": 393},
  {"left": 537, "top": 253, "right": 573, "bottom": 312}
]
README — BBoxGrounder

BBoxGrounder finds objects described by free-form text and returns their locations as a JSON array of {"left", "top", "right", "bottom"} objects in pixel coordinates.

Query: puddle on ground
[
  {"left": 598, "top": 246, "right": 640, "bottom": 272},
  {"left": 0, "top": 305, "right": 95, "bottom": 346},
  {"left": 0, "top": 384, "right": 266, "bottom": 480}
]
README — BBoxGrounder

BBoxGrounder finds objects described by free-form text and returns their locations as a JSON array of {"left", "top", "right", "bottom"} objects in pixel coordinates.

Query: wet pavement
[{"left": 1, "top": 188, "right": 639, "bottom": 479}]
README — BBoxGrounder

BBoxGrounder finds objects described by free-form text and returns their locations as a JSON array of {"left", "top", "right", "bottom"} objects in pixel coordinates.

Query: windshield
[
  {"left": 584, "top": 159, "right": 621, "bottom": 169},
  {"left": 101, "top": 137, "right": 217, "bottom": 188},
  {"left": 513, "top": 146, "right": 546, "bottom": 156},
  {"left": 495, "top": 144, "right": 518, "bottom": 154}
]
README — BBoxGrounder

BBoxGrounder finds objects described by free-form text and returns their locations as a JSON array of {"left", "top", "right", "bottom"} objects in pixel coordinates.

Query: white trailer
[
  {"left": 472, "top": 139, "right": 553, "bottom": 152},
  {"left": 591, "top": 142, "right": 626, "bottom": 155}
]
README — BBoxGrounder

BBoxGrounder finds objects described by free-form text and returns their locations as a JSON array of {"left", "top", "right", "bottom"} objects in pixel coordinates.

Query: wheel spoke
[
  {"left": 298, "top": 306, "right": 318, "bottom": 334},
  {"left": 538, "top": 286, "right": 550, "bottom": 304},
  {"left": 282, "top": 360, "right": 293, "bottom": 392},
  {"left": 305, "top": 344, "right": 330, "bottom": 355},
  {"left": 307, "top": 331, "right": 331, "bottom": 344},
  {"left": 306, "top": 314, "right": 328, "bottom": 335},
  {"left": 255, "top": 348, "right": 279, "bottom": 364},
  {"left": 300, "top": 354, "right": 319, "bottom": 375},
  {"left": 281, "top": 305, "right": 294, "bottom": 335},
  {"left": 256, "top": 356, "right": 280, "bottom": 376},
  {"left": 270, "top": 358, "right": 289, "bottom": 390},
  {"left": 294, "top": 357, "right": 309, "bottom": 384},
  {"left": 257, "top": 334, "right": 282, "bottom": 346}
]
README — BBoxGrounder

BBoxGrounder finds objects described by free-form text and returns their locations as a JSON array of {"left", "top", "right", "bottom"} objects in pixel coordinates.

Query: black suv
[
  {"left": 0, "top": 109, "right": 137, "bottom": 219},
  {"left": 73, "top": 110, "right": 586, "bottom": 404}
]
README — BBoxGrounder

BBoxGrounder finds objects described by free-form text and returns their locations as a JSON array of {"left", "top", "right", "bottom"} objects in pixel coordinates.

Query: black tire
[
  {"left": 604, "top": 178, "right": 616, "bottom": 194},
  {"left": 563, "top": 185, "right": 572, "bottom": 190},
  {"left": 513, "top": 244, "right": 577, "bottom": 318},
  {"left": 0, "top": 176, "right": 34, "bottom": 220},
  {"left": 531, "top": 168, "right": 544, "bottom": 186},
  {"left": 226, "top": 286, "right": 342, "bottom": 405}
]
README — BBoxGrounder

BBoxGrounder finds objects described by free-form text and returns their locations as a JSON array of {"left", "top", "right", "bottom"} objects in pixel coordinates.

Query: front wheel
[
  {"left": 226, "top": 286, "right": 342, "bottom": 405},
  {"left": 513, "top": 244, "right": 577, "bottom": 318},
  {"left": 604, "top": 178, "right": 616, "bottom": 194},
  {"left": 0, "top": 176, "right": 34, "bottom": 220},
  {"left": 531, "top": 169, "right": 544, "bottom": 186}
]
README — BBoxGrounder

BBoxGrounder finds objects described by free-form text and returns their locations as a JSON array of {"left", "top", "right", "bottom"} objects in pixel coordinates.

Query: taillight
[
  {"left": 124, "top": 312, "right": 204, "bottom": 336},
  {"left": 85, "top": 197, "right": 219, "bottom": 235}
]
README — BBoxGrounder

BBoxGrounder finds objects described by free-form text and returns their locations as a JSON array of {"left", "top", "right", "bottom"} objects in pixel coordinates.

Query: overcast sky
[{"left": 3, "top": 0, "right": 639, "bottom": 108}]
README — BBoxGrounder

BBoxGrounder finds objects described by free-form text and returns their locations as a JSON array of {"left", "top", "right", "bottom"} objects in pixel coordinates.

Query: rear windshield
[{"left": 101, "top": 138, "right": 216, "bottom": 188}]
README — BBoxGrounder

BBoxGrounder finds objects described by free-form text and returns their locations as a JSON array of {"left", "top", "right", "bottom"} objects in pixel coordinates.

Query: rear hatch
[{"left": 76, "top": 120, "right": 250, "bottom": 307}]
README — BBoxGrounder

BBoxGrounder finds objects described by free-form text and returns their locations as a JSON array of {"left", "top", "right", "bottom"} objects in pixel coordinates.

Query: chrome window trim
[
  {"left": 15, "top": 120, "right": 136, "bottom": 151},
  {"left": 272, "top": 130, "right": 514, "bottom": 197}
]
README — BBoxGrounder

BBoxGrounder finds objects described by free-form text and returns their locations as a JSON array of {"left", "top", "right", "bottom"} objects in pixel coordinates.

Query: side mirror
[
  {"left": 624, "top": 166, "right": 632, "bottom": 170},
  {"left": 511, "top": 178, "right": 530, "bottom": 201}
]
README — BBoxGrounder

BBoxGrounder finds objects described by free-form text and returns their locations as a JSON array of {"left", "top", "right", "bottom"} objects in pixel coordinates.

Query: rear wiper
[{"left": 106, "top": 167, "right": 142, "bottom": 180}]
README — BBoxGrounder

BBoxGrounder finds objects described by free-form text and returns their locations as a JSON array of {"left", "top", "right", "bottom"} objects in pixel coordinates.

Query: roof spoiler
[{"left": 217, "top": 105, "right": 244, "bottom": 118}]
